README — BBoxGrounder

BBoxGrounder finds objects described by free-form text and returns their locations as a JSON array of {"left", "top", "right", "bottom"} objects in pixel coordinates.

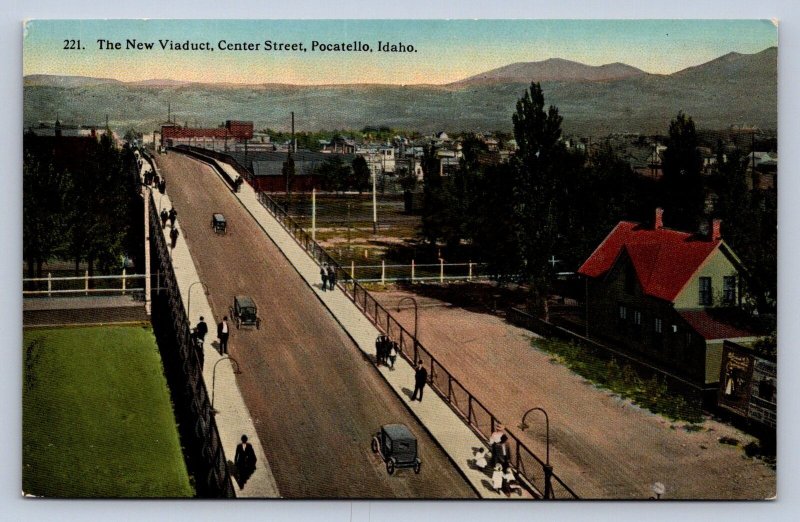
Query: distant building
[
  {"left": 221, "top": 149, "right": 355, "bottom": 192},
  {"left": 578, "top": 208, "right": 759, "bottom": 390},
  {"left": 160, "top": 120, "right": 254, "bottom": 148}
]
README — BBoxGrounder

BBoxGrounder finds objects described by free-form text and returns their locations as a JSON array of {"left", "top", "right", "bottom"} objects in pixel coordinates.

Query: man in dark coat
[
  {"left": 217, "top": 316, "right": 230, "bottom": 354},
  {"left": 159, "top": 178, "right": 166, "bottom": 194},
  {"left": 411, "top": 362, "right": 428, "bottom": 401},
  {"left": 160, "top": 208, "right": 169, "bottom": 229},
  {"left": 327, "top": 265, "right": 336, "bottom": 290},
  {"left": 169, "top": 226, "right": 179, "bottom": 249},
  {"left": 168, "top": 207, "right": 177, "bottom": 228},
  {"left": 320, "top": 264, "right": 328, "bottom": 292},
  {"left": 234, "top": 434, "right": 257, "bottom": 487}
]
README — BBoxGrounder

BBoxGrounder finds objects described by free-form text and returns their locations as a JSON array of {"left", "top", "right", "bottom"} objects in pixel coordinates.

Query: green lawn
[{"left": 23, "top": 326, "right": 194, "bottom": 498}]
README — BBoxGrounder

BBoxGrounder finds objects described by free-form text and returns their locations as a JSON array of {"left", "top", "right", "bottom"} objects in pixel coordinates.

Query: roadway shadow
[
  {"left": 210, "top": 340, "right": 221, "bottom": 354},
  {"left": 401, "top": 387, "right": 414, "bottom": 400}
]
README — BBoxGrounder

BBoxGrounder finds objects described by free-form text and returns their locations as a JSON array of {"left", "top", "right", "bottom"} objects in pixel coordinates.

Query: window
[
  {"left": 699, "top": 277, "right": 712, "bottom": 306},
  {"left": 633, "top": 310, "right": 642, "bottom": 326},
  {"left": 619, "top": 305, "right": 627, "bottom": 320},
  {"left": 723, "top": 276, "right": 736, "bottom": 305},
  {"left": 654, "top": 318, "right": 663, "bottom": 334}
]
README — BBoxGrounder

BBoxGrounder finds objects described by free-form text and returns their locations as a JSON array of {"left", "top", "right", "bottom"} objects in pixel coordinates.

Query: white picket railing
[{"left": 23, "top": 270, "right": 146, "bottom": 297}]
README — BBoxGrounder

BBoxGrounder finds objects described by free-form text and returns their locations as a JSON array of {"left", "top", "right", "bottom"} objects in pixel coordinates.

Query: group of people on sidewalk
[
  {"left": 191, "top": 315, "right": 231, "bottom": 370},
  {"left": 472, "top": 424, "right": 523, "bottom": 496},
  {"left": 319, "top": 263, "right": 337, "bottom": 291},
  {"left": 375, "top": 335, "right": 399, "bottom": 369},
  {"left": 160, "top": 207, "right": 179, "bottom": 248},
  {"left": 143, "top": 169, "right": 166, "bottom": 194}
]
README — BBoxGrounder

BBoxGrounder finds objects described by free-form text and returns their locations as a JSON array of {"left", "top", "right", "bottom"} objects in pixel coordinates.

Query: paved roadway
[{"left": 158, "top": 152, "right": 474, "bottom": 499}]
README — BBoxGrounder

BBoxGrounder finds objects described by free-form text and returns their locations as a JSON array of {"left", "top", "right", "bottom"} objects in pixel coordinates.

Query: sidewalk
[
  {"left": 208, "top": 157, "right": 528, "bottom": 499},
  {"left": 143, "top": 156, "right": 280, "bottom": 498}
]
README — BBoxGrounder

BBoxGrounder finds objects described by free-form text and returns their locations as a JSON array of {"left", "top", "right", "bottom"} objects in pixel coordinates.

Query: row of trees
[
  {"left": 419, "top": 82, "right": 776, "bottom": 314},
  {"left": 23, "top": 131, "right": 140, "bottom": 278}
]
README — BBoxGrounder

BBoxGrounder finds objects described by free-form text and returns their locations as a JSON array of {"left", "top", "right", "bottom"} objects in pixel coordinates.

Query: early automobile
[
  {"left": 211, "top": 213, "right": 227, "bottom": 234},
  {"left": 229, "top": 295, "right": 261, "bottom": 329},
  {"left": 371, "top": 423, "right": 421, "bottom": 475}
]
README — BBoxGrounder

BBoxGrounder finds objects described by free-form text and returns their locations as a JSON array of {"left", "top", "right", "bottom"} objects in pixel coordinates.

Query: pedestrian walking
[
  {"left": 217, "top": 316, "right": 230, "bottom": 354},
  {"left": 388, "top": 341, "right": 398, "bottom": 369},
  {"left": 489, "top": 424, "right": 505, "bottom": 468},
  {"left": 327, "top": 265, "right": 337, "bottom": 290},
  {"left": 159, "top": 178, "right": 166, "bottom": 194},
  {"left": 160, "top": 208, "right": 169, "bottom": 229},
  {"left": 153, "top": 173, "right": 160, "bottom": 188},
  {"left": 144, "top": 170, "right": 152, "bottom": 186},
  {"left": 234, "top": 434, "right": 257, "bottom": 488},
  {"left": 320, "top": 264, "right": 328, "bottom": 292},
  {"left": 411, "top": 361, "right": 427, "bottom": 401},
  {"left": 169, "top": 226, "right": 179, "bottom": 249},
  {"left": 193, "top": 316, "right": 208, "bottom": 371},
  {"left": 497, "top": 434, "right": 511, "bottom": 471},
  {"left": 168, "top": 207, "right": 177, "bottom": 227}
]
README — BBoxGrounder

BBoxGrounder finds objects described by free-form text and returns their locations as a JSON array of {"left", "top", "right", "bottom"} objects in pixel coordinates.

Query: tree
[
  {"left": 22, "top": 152, "right": 71, "bottom": 278},
  {"left": 317, "top": 155, "right": 351, "bottom": 194},
  {"left": 420, "top": 143, "right": 445, "bottom": 245},
  {"left": 511, "top": 82, "right": 566, "bottom": 317},
  {"left": 351, "top": 156, "right": 371, "bottom": 194},
  {"left": 660, "top": 111, "right": 704, "bottom": 231}
]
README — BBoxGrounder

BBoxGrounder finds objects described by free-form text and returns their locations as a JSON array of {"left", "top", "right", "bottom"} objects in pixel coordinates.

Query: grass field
[{"left": 23, "top": 326, "right": 194, "bottom": 498}]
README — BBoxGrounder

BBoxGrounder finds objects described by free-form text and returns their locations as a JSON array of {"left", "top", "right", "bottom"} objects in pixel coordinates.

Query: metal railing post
[
  {"left": 468, "top": 261, "right": 473, "bottom": 281},
  {"left": 47, "top": 272, "right": 52, "bottom": 297},
  {"left": 381, "top": 259, "right": 385, "bottom": 286},
  {"left": 122, "top": 268, "right": 127, "bottom": 295},
  {"left": 439, "top": 258, "right": 444, "bottom": 283},
  {"left": 84, "top": 270, "right": 89, "bottom": 295},
  {"left": 411, "top": 259, "right": 415, "bottom": 283}
]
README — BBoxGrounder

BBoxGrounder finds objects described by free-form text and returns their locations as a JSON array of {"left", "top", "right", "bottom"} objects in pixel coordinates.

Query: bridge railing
[
  {"left": 149, "top": 196, "right": 235, "bottom": 498},
  {"left": 256, "top": 191, "right": 579, "bottom": 499}
]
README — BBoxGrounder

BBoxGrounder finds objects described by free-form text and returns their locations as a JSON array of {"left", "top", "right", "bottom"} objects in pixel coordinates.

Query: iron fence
[
  {"left": 149, "top": 197, "right": 235, "bottom": 498},
  {"left": 256, "top": 191, "right": 579, "bottom": 499}
]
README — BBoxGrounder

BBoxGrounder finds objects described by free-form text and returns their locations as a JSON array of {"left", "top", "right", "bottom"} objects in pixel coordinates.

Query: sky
[{"left": 23, "top": 19, "right": 778, "bottom": 85}]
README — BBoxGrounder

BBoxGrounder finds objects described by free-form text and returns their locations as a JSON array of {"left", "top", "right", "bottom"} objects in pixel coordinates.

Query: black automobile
[
  {"left": 211, "top": 213, "right": 227, "bottom": 234},
  {"left": 371, "top": 424, "right": 421, "bottom": 475},
  {"left": 229, "top": 295, "right": 261, "bottom": 330}
]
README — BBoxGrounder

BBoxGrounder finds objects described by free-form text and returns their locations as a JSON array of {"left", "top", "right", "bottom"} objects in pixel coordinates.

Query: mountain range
[{"left": 23, "top": 47, "right": 777, "bottom": 135}]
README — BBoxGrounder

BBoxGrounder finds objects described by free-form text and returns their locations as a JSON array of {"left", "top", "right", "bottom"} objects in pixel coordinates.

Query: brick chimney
[
  {"left": 655, "top": 207, "right": 664, "bottom": 230},
  {"left": 711, "top": 219, "right": 722, "bottom": 241}
]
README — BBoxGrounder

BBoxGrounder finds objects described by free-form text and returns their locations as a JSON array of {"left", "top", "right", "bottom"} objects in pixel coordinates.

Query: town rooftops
[{"left": 578, "top": 210, "right": 722, "bottom": 303}]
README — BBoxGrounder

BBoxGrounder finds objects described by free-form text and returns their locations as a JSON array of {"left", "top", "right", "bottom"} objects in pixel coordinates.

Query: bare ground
[{"left": 374, "top": 288, "right": 777, "bottom": 500}]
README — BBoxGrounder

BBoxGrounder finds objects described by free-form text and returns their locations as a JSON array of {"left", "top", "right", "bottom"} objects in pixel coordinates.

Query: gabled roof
[{"left": 578, "top": 221, "right": 721, "bottom": 302}]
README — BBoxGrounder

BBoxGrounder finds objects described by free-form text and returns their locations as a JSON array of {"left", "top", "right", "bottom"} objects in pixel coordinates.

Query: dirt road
[
  {"left": 157, "top": 152, "right": 475, "bottom": 498},
  {"left": 374, "top": 289, "right": 776, "bottom": 499}
]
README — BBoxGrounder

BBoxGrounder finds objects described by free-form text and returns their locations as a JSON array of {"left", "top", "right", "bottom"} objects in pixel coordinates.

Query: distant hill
[
  {"left": 22, "top": 48, "right": 776, "bottom": 135},
  {"left": 448, "top": 58, "right": 646, "bottom": 87},
  {"left": 24, "top": 74, "right": 122, "bottom": 88}
]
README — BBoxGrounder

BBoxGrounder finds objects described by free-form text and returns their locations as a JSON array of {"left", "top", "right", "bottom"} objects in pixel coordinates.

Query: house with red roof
[{"left": 577, "top": 208, "right": 759, "bottom": 389}]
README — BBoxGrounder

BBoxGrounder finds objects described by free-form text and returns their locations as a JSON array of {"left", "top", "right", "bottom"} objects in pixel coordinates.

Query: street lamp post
[
  {"left": 396, "top": 296, "right": 418, "bottom": 363},
  {"left": 187, "top": 281, "right": 209, "bottom": 321},
  {"left": 211, "top": 355, "right": 242, "bottom": 413},
  {"left": 519, "top": 406, "right": 553, "bottom": 499}
]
